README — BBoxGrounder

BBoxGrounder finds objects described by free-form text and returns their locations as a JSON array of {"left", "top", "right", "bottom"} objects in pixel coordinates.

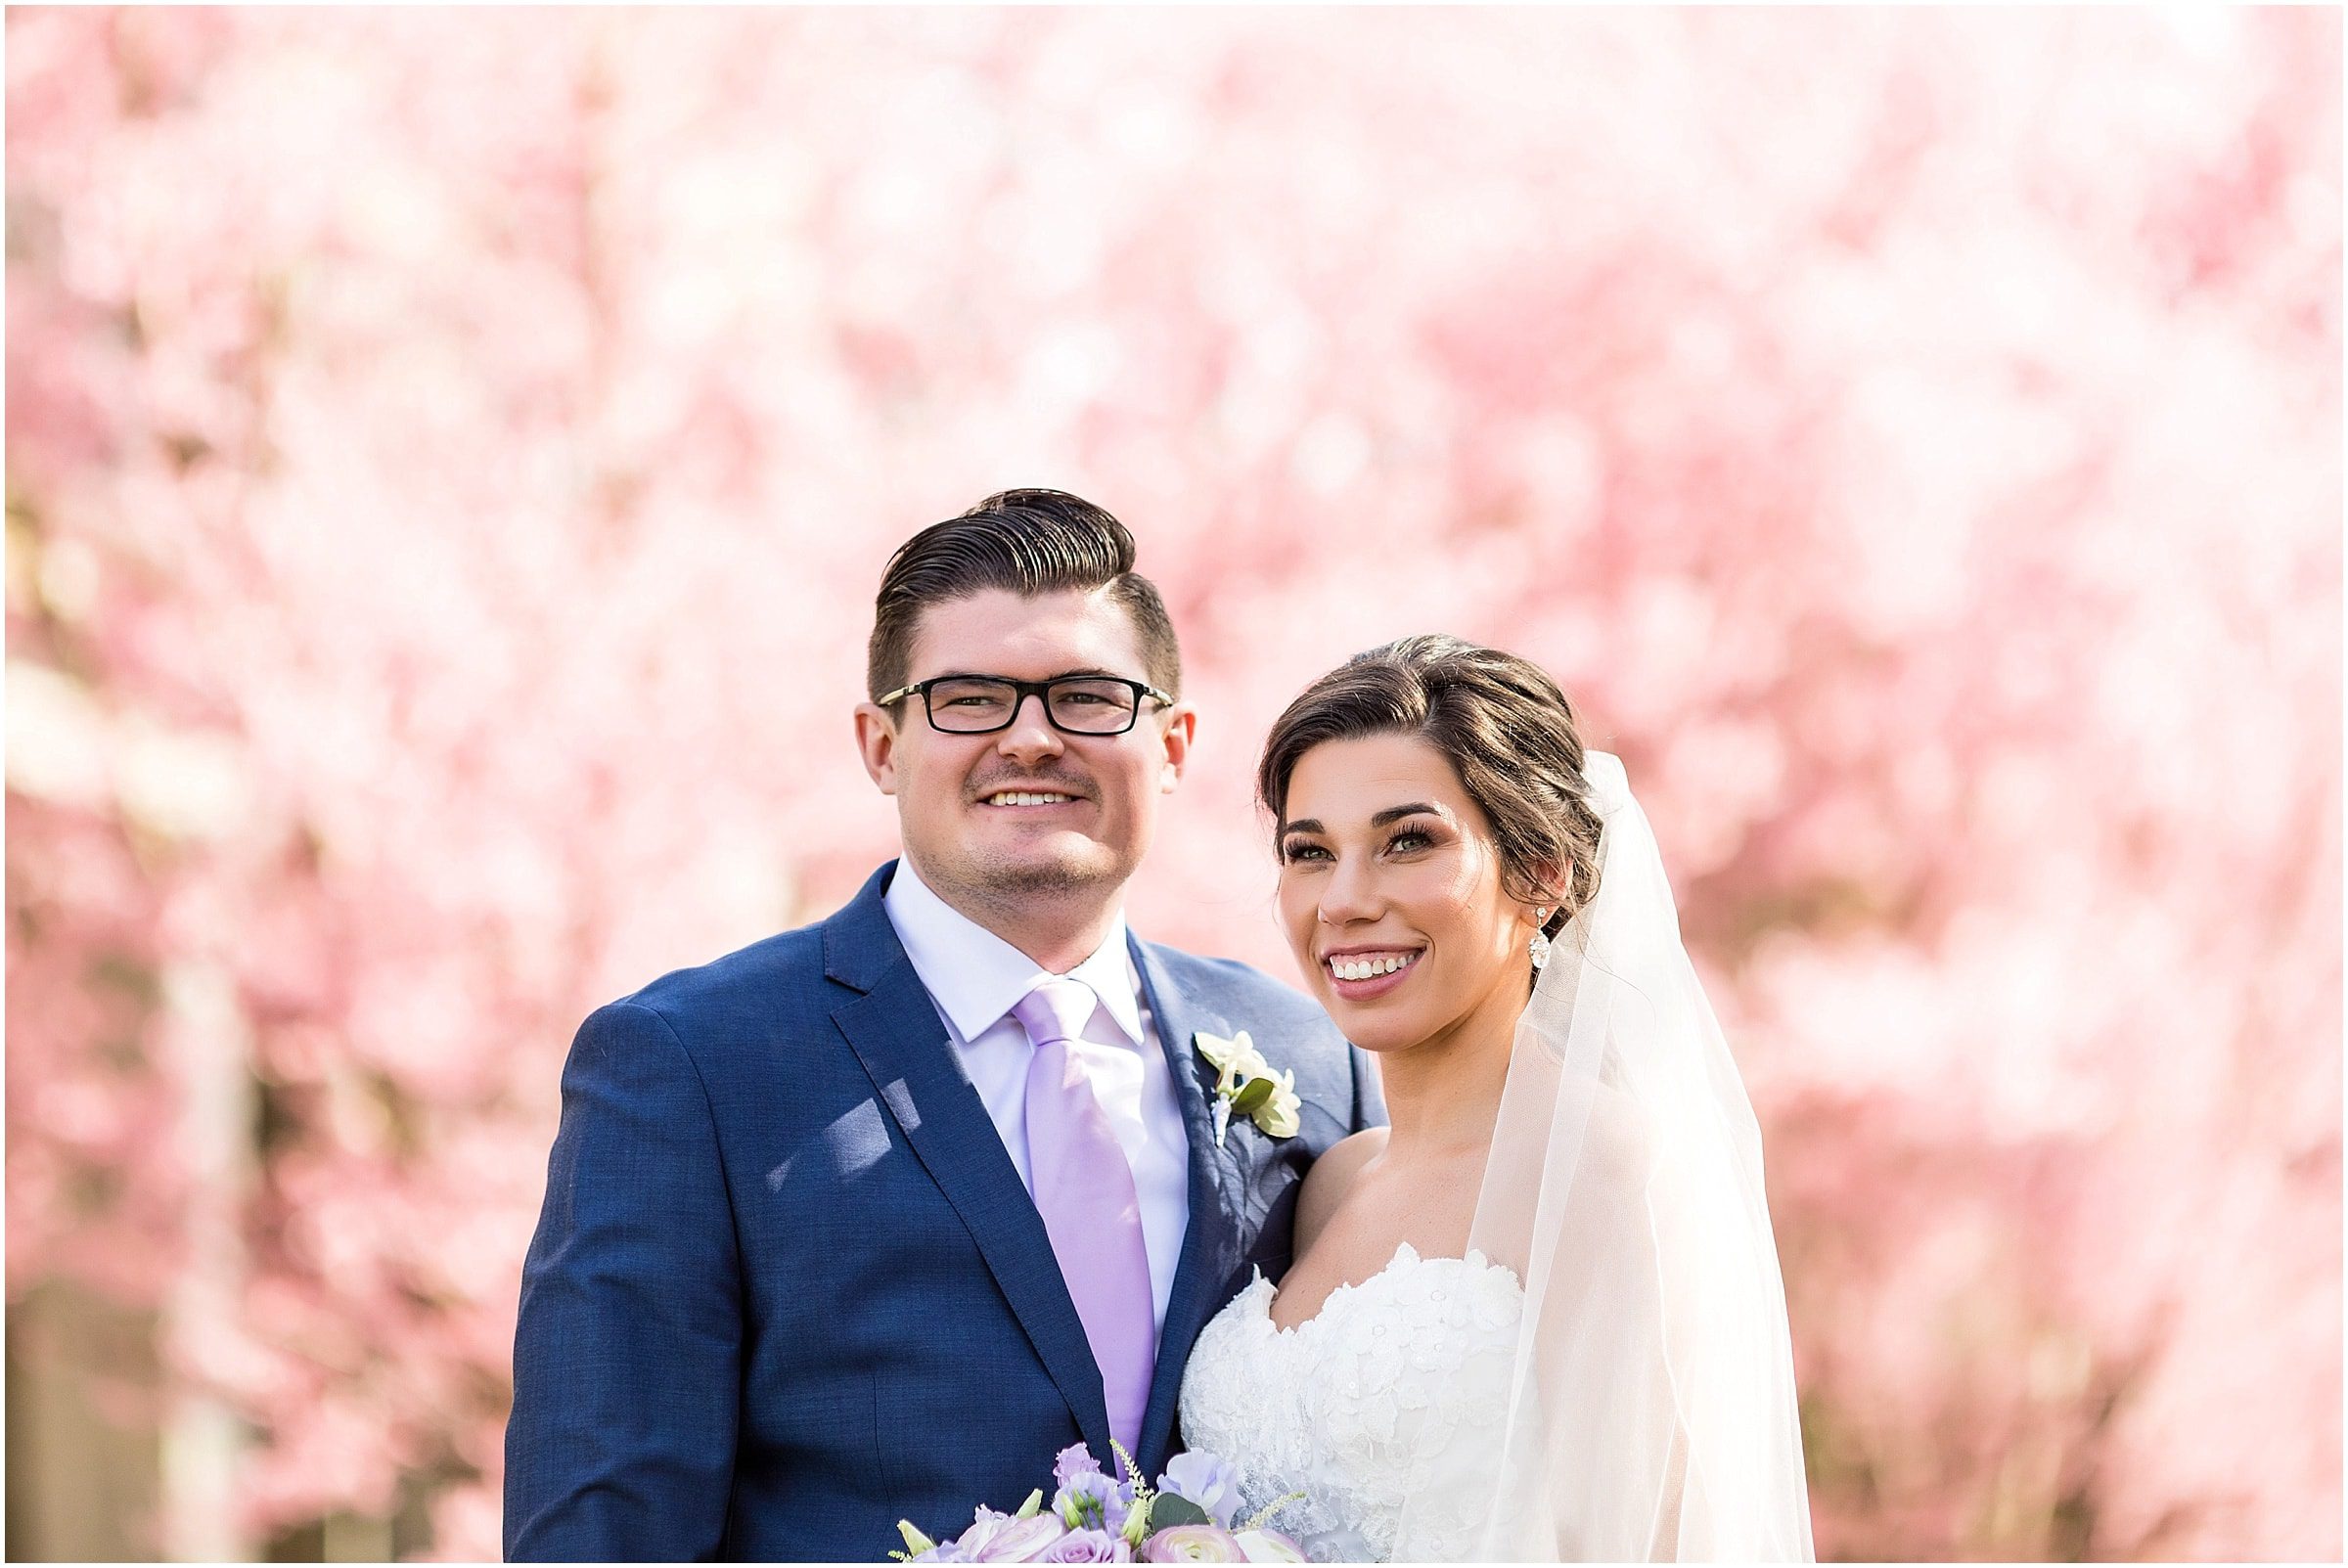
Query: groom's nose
[{"left": 991, "top": 694, "right": 1066, "bottom": 766}]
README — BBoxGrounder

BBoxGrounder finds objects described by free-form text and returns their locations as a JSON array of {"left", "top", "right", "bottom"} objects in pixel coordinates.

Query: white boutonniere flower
[{"left": 1194, "top": 1029, "right": 1302, "bottom": 1146}]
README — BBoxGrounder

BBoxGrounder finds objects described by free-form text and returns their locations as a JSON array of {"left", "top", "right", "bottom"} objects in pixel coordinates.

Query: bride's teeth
[{"left": 1332, "top": 952, "right": 1418, "bottom": 981}]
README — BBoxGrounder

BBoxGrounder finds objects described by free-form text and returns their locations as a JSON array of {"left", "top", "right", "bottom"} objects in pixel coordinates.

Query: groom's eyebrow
[{"left": 925, "top": 666, "right": 1130, "bottom": 682}]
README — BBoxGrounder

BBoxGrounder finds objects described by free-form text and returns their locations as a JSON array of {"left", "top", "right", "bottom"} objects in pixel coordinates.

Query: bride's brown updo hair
[{"left": 1256, "top": 635, "right": 1606, "bottom": 937}]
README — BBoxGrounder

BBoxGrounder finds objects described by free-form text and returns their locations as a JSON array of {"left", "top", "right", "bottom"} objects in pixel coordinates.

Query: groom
[{"left": 505, "top": 490, "right": 1382, "bottom": 1561}]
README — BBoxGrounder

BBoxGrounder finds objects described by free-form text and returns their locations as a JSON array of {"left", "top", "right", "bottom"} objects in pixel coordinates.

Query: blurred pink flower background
[{"left": 5, "top": 8, "right": 2337, "bottom": 1561}]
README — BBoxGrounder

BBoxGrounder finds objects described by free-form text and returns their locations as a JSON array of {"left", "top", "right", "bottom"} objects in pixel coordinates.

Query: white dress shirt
[{"left": 884, "top": 859, "right": 1192, "bottom": 1332}]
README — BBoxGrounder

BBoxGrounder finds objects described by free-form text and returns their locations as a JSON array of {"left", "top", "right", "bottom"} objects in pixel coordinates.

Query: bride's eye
[
  {"left": 1281, "top": 839, "right": 1331, "bottom": 864},
  {"left": 1386, "top": 828, "right": 1435, "bottom": 854}
]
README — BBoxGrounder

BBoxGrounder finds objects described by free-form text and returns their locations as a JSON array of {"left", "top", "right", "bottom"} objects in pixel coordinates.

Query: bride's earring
[{"left": 1529, "top": 909, "right": 1553, "bottom": 970}]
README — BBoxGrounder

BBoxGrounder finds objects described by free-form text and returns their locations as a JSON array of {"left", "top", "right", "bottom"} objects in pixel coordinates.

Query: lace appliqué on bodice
[{"left": 1176, "top": 1243, "right": 1524, "bottom": 1563}]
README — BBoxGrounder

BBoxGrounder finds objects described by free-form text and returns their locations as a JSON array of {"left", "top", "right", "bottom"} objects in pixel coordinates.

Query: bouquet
[{"left": 891, "top": 1442, "right": 1306, "bottom": 1563}]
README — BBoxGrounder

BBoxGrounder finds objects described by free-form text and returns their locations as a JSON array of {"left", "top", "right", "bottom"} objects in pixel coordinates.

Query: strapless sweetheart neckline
[{"left": 1257, "top": 1241, "right": 1515, "bottom": 1336}]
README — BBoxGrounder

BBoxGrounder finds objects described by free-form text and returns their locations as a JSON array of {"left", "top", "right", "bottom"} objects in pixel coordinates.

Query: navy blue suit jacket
[{"left": 505, "top": 862, "right": 1382, "bottom": 1561}]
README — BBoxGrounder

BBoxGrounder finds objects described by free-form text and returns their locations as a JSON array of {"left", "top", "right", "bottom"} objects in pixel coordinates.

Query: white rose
[{"left": 1234, "top": 1529, "right": 1306, "bottom": 1562}]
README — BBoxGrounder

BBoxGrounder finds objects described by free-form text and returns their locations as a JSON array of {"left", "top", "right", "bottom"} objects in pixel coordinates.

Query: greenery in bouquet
[{"left": 892, "top": 1444, "right": 1305, "bottom": 1563}]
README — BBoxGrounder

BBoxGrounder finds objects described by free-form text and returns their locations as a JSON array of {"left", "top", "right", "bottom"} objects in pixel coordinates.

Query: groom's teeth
[{"left": 986, "top": 791, "right": 1075, "bottom": 806}]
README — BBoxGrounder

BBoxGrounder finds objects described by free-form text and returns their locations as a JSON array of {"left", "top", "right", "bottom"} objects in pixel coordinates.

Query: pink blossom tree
[{"left": 7, "top": 8, "right": 2336, "bottom": 1558}]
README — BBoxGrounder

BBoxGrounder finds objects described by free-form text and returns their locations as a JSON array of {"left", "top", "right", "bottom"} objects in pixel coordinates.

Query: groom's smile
[
  {"left": 972, "top": 778, "right": 1091, "bottom": 810},
  {"left": 970, "top": 778, "right": 1095, "bottom": 827}
]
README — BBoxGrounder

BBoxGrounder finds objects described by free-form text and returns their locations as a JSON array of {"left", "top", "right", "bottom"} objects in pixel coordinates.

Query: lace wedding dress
[{"left": 1176, "top": 1242, "right": 1526, "bottom": 1563}]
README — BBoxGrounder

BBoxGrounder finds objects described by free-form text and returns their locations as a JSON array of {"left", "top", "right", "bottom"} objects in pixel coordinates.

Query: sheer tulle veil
[{"left": 1390, "top": 751, "right": 1815, "bottom": 1561}]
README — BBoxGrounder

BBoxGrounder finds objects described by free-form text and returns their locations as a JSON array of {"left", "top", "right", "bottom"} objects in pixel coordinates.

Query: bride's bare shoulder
[{"left": 1295, "top": 1127, "right": 1389, "bottom": 1253}]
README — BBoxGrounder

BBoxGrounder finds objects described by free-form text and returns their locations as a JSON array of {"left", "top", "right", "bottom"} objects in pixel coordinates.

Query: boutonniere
[{"left": 1194, "top": 1029, "right": 1301, "bottom": 1147}]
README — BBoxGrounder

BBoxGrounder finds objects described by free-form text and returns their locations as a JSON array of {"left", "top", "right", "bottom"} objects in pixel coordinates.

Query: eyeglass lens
[{"left": 926, "top": 677, "right": 1140, "bottom": 734}]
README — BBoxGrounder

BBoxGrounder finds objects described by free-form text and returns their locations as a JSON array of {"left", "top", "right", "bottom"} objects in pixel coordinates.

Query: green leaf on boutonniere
[{"left": 1230, "top": 1077, "right": 1275, "bottom": 1115}]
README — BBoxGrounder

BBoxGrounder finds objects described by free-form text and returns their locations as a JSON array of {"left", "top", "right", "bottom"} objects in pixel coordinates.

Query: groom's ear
[
  {"left": 853, "top": 701, "right": 901, "bottom": 795},
  {"left": 1155, "top": 703, "right": 1197, "bottom": 793}
]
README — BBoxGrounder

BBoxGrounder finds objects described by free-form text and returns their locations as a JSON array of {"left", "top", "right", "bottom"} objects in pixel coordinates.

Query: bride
[{"left": 1178, "top": 636, "right": 1815, "bottom": 1562}]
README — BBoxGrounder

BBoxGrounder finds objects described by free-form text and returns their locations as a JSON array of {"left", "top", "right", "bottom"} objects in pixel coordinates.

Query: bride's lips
[{"left": 1320, "top": 945, "right": 1425, "bottom": 1003}]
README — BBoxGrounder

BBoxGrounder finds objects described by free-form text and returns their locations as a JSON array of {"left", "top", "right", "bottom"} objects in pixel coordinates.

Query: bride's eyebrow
[{"left": 1280, "top": 803, "right": 1447, "bottom": 838}]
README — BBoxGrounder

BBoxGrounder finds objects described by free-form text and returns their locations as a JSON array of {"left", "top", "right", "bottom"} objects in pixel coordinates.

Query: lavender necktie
[{"left": 1013, "top": 977, "right": 1156, "bottom": 1460}]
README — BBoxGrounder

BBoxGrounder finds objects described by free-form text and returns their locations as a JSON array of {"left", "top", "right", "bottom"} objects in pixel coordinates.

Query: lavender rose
[
  {"left": 1138, "top": 1525, "right": 1243, "bottom": 1562},
  {"left": 959, "top": 1507, "right": 1070, "bottom": 1563},
  {"left": 1039, "top": 1527, "right": 1133, "bottom": 1562},
  {"left": 1155, "top": 1453, "right": 1243, "bottom": 1531}
]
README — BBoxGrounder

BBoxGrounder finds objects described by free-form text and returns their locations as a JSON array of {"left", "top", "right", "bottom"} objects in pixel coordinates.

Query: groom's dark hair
[{"left": 868, "top": 489, "right": 1183, "bottom": 700}]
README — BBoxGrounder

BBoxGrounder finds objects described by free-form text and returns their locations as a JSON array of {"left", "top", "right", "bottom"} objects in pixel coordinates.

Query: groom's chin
[
  {"left": 970, "top": 839, "right": 1128, "bottom": 899},
  {"left": 982, "top": 852, "right": 1117, "bottom": 897}
]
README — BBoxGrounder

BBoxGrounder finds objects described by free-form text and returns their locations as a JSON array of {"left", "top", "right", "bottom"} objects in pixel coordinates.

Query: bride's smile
[{"left": 1320, "top": 945, "right": 1422, "bottom": 997}]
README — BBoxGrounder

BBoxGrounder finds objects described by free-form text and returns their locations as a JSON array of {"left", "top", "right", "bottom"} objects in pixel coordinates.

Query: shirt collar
[{"left": 883, "top": 858, "right": 1145, "bottom": 1049}]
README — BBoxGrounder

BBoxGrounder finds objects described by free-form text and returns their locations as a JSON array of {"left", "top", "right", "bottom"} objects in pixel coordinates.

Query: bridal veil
[{"left": 1390, "top": 751, "right": 1814, "bottom": 1561}]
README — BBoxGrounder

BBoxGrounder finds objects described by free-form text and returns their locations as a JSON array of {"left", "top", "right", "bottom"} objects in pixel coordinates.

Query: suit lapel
[
  {"left": 825, "top": 864, "right": 1113, "bottom": 1459},
  {"left": 1130, "top": 936, "right": 1245, "bottom": 1478}
]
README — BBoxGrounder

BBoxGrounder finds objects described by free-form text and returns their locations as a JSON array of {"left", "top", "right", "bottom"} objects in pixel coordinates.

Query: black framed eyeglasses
[{"left": 876, "top": 674, "right": 1175, "bottom": 736}]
